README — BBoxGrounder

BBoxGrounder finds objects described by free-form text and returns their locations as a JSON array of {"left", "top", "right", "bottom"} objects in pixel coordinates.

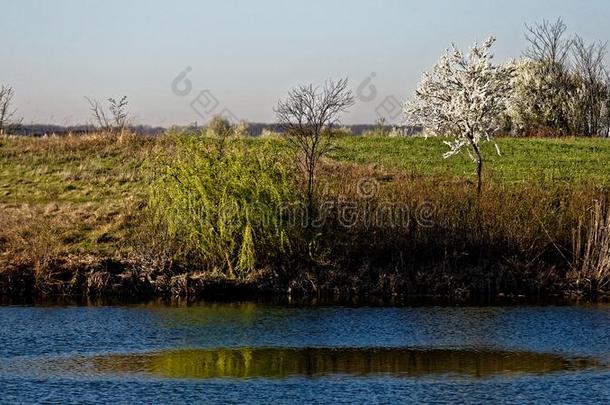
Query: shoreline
[{"left": 1, "top": 258, "right": 607, "bottom": 306}]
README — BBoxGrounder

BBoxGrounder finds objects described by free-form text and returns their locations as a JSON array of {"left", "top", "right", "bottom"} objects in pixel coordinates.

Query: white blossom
[{"left": 405, "top": 37, "right": 515, "bottom": 192}]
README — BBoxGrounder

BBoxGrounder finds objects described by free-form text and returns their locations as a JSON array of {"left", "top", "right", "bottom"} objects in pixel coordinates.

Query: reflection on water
[
  {"left": 2, "top": 305, "right": 610, "bottom": 402},
  {"left": 86, "top": 347, "right": 598, "bottom": 379}
]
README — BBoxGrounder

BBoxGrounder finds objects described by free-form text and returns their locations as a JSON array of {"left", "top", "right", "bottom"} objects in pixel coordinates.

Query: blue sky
[{"left": 2, "top": 0, "right": 609, "bottom": 126}]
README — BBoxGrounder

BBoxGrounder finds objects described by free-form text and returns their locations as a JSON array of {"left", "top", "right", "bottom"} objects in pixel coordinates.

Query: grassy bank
[{"left": 1, "top": 133, "right": 609, "bottom": 302}]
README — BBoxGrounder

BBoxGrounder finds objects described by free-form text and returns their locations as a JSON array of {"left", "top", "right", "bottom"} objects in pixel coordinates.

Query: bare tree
[
  {"left": 572, "top": 36, "right": 608, "bottom": 136},
  {"left": 524, "top": 18, "right": 572, "bottom": 70},
  {"left": 86, "top": 97, "right": 110, "bottom": 131},
  {"left": 0, "top": 85, "right": 20, "bottom": 136},
  {"left": 86, "top": 96, "right": 130, "bottom": 133},
  {"left": 276, "top": 78, "right": 355, "bottom": 218},
  {"left": 521, "top": 18, "right": 576, "bottom": 134}
]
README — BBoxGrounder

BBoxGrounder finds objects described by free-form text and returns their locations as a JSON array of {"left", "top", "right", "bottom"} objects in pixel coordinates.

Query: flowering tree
[
  {"left": 505, "top": 59, "right": 572, "bottom": 135},
  {"left": 406, "top": 37, "right": 514, "bottom": 194}
]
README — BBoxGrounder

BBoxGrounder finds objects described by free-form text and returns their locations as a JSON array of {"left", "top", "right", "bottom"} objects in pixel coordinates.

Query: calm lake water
[{"left": 1, "top": 303, "right": 609, "bottom": 404}]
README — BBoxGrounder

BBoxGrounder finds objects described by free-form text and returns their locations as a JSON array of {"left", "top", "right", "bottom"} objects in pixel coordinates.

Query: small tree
[
  {"left": 86, "top": 96, "right": 130, "bottom": 133},
  {"left": 234, "top": 120, "right": 250, "bottom": 137},
  {"left": 276, "top": 78, "right": 355, "bottom": 218},
  {"left": 0, "top": 85, "right": 20, "bottom": 136},
  {"left": 374, "top": 115, "right": 388, "bottom": 136},
  {"left": 406, "top": 37, "right": 514, "bottom": 194}
]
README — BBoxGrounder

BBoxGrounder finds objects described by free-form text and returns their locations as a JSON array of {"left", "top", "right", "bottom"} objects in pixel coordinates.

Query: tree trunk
[
  {"left": 307, "top": 170, "right": 314, "bottom": 226},
  {"left": 469, "top": 138, "right": 483, "bottom": 196},
  {"left": 476, "top": 152, "right": 483, "bottom": 196},
  {"left": 306, "top": 155, "right": 315, "bottom": 228}
]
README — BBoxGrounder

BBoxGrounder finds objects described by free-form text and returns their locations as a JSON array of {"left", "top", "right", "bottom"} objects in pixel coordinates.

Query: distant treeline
[
  {"left": 239, "top": 123, "right": 421, "bottom": 136},
  {"left": 12, "top": 124, "right": 166, "bottom": 137},
  {"left": 14, "top": 123, "right": 422, "bottom": 137}
]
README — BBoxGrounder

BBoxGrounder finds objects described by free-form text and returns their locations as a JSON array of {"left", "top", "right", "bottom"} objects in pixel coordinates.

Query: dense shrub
[{"left": 148, "top": 134, "right": 299, "bottom": 278}]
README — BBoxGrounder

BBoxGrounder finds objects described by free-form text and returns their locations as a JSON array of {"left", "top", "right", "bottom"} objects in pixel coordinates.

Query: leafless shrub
[
  {"left": 275, "top": 78, "right": 355, "bottom": 218},
  {"left": 86, "top": 96, "right": 131, "bottom": 134},
  {"left": 374, "top": 116, "right": 388, "bottom": 136}
]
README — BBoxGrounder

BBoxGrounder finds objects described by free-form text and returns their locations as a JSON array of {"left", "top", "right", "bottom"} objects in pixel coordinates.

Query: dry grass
[
  {"left": 0, "top": 133, "right": 153, "bottom": 297},
  {"left": 285, "top": 160, "right": 606, "bottom": 300},
  {"left": 572, "top": 200, "right": 610, "bottom": 294}
]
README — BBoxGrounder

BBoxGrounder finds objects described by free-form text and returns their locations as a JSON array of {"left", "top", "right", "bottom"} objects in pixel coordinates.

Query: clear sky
[{"left": 2, "top": 0, "right": 609, "bottom": 126}]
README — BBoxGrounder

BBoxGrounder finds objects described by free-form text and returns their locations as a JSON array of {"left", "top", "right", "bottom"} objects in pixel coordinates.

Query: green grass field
[
  {"left": 0, "top": 135, "right": 151, "bottom": 205},
  {"left": 1, "top": 135, "right": 608, "bottom": 208},
  {"left": 332, "top": 136, "right": 610, "bottom": 186}
]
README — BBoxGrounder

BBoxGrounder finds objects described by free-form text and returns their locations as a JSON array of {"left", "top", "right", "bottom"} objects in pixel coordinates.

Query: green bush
[
  {"left": 206, "top": 115, "right": 233, "bottom": 137},
  {"left": 148, "top": 134, "right": 298, "bottom": 278}
]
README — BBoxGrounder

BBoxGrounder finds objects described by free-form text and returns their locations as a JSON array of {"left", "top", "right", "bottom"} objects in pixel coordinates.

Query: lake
[{"left": 0, "top": 303, "right": 609, "bottom": 403}]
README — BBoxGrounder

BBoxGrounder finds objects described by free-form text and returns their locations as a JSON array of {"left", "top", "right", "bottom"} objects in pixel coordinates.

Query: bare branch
[
  {"left": 0, "top": 85, "right": 20, "bottom": 135},
  {"left": 275, "top": 78, "right": 355, "bottom": 218},
  {"left": 524, "top": 17, "right": 572, "bottom": 70},
  {"left": 572, "top": 36, "right": 609, "bottom": 135},
  {"left": 86, "top": 96, "right": 131, "bottom": 134}
]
